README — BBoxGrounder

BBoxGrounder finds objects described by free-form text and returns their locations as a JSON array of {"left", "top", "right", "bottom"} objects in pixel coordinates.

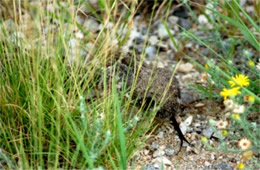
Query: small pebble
[
  {"left": 158, "top": 24, "right": 174, "bottom": 39},
  {"left": 152, "top": 156, "right": 172, "bottom": 166},
  {"left": 150, "top": 142, "right": 159, "bottom": 151},
  {"left": 84, "top": 18, "right": 99, "bottom": 32},
  {"left": 145, "top": 46, "right": 157, "bottom": 60},
  {"left": 164, "top": 148, "right": 174, "bottom": 156},
  {"left": 149, "top": 36, "right": 159, "bottom": 45},
  {"left": 153, "top": 149, "right": 165, "bottom": 157},
  {"left": 214, "top": 162, "right": 233, "bottom": 170},
  {"left": 144, "top": 163, "right": 159, "bottom": 170},
  {"left": 178, "top": 62, "right": 194, "bottom": 73},
  {"left": 178, "top": 18, "right": 192, "bottom": 30},
  {"left": 168, "top": 15, "right": 179, "bottom": 27},
  {"left": 198, "top": 15, "right": 209, "bottom": 25},
  {"left": 157, "top": 131, "right": 164, "bottom": 138},
  {"left": 204, "top": 161, "right": 211, "bottom": 167},
  {"left": 202, "top": 127, "right": 214, "bottom": 138},
  {"left": 156, "top": 62, "right": 164, "bottom": 68}
]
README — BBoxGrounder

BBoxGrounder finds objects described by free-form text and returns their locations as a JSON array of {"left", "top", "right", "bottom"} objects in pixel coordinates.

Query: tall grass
[{"left": 0, "top": 0, "right": 161, "bottom": 168}]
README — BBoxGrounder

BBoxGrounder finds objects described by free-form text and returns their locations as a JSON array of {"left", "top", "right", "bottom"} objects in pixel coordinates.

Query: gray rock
[
  {"left": 178, "top": 18, "right": 192, "bottom": 30},
  {"left": 133, "top": 36, "right": 144, "bottom": 44},
  {"left": 168, "top": 16, "right": 179, "bottom": 28},
  {"left": 202, "top": 127, "right": 214, "bottom": 138},
  {"left": 145, "top": 46, "right": 157, "bottom": 60},
  {"left": 197, "top": 114, "right": 207, "bottom": 121},
  {"left": 144, "top": 163, "right": 160, "bottom": 170},
  {"left": 153, "top": 149, "right": 165, "bottom": 157},
  {"left": 149, "top": 36, "right": 159, "bottom": 46},
  {"left": 164, "top": 148, "right": 174, "bottom": 156},
  {"left": 214, "top": 162, "right": 233, "bottom": 170},
  {"left": 158, "top": 24, "right": 175, "bottom": 39},
  {"left": 157, "top": 131, "right": 164, "bottom": 138},
  {"left": 84, "top": 18, "right": 99, "bottom": 32},
  {"left": 150, "top": 142, "right": 160, "bottom": 151}
]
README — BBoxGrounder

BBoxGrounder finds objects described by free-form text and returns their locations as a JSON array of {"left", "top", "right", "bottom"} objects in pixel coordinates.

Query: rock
[
  {"left": 168, "top": 16, "right": 179, "bottom": 28},
  {"left": 185, "top": 42, "right": 193, "bottom": 48},
  {"left": 178, "top": 18, "right": 192, "bottom": 30},
  {"left": 158, "top": 24, "right": 175, "bottom": 39},
  {"left": 156, "top": 62, "right": 164, "bottom": 68},
  {"left": 180, "top": 93, "right": 194, "bottom": 105},
  {"left": 143, "top": 149, "right": 150, "bottom": 155},
  {"left": 149, "top": 36, "right": 159, "bottom": 45},
  {"left": 164, "top": 148, "right": 174, "bottom": 156},
  {"left": 76, "top": 15, "right": 85, "bottom": 25},
  {"left": 145, "top": 46, "right": 157, "bottom": 60},
  {"left": 246, "top": 6, "right": 255, "bottom": 13},
  {"left": 178, "top": 62, "right": 194, "bottom": 73},
  {"left": 152, "top": 156, "right": 172, "bottom": 166},
  {"left": 153, "top": 149, "right": 165, "bottom": 157},
  {"left": 202, "top": 127, "right": 214, "bottom": 138},
  {"left": 150, "top": 142, "right": 160, "bottom": 151},
  {"left": 75, "top": 30, "right": 84, "bottom": 39},
  {"left": 198, "top": 15, "right": 208, "bottom": 25},
  {"left": 214, "top": 162, "right": 233, "bottom": 170},
  {"left": 197, "top": 114, "right": 207, "bottom": 121},
  {"left": 144, "top": 163, "right": 159, "bottom": 170},
  {"left": 157, "top": 131, "right": 164, "bottom": 138},
  {"left": 129, "top": 29, "right": 141, "bottom": 41},
  {"left": 204, "top": 161, "right": 211, "bottom": 167},
  {"left": 133, "top": 36, "right": 144, "bottom": 44},
  {"left": 239, "top": 0, "right": 246, "bottom": 6},
  {"left": 84, "top": 18, "right": 99, "bottom": 32},
  {"left": 195, "top": 103, "right": 205, "bottom": 107},
  {"left": 180, "top": 116, "right": 193, "bottom": 135},
  {"left": 86, "top": 0, "right": 99, "bottom": 9}
]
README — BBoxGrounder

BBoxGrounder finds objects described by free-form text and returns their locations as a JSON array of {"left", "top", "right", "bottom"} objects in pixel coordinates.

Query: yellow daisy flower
[
  {"left": 220, "top": 87, "right": 241, "bottom": 100},
  {"left": 228, "top": 74, "right": 250, "bottom": 87},
  {"left": 201, "top": 136, "right": 208, "bottom": 143},
  {"left": 248, "top": 60, "right": 255, "bottom": 67},
  {"left": 221, "top": 130, "right": 228, "bottom": 136},
  {"left": 238, "top": 138, "right": 252, "bottom": 150},
  {"left": 237, "top": 162, "right": 245, "bottom": 169},
  {"left": 232, "top": 113, "right": 241, "bottom": 121}
]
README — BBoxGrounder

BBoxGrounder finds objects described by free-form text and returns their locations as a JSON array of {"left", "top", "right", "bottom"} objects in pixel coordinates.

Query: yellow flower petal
[
  {"left": 220, "top": 87, "right": 241, "bottom": 100},
  {"left": 228, "top": 74, "right": 250, "bottom": 87},
  {"left": 237, "top": 162, "right": 245, "bottom": 169}
]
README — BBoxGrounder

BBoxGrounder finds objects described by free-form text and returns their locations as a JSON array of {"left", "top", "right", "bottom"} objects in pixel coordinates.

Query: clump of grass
[{"left": 0, "top": 0, "right": 161, "bottom": 169}]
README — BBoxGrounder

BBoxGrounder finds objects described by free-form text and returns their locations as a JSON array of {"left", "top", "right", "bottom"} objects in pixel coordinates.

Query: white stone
[
  {"left": 152, "top": 156, "right": 172, "bottom": 166},
  {"left": 168, "top": 15, "right": 179, "bottom": 25},
  {"left": 198, "top": 15, "right": 208, "bottom": 25},
  {"left": 149, "top": 35, "right": 159, "bottom": 45},
  {"left": 184, "top": 115, "right": 193, "bottom": 126},
  {"left": 177, "top": 62, "right": 194, "bottom": 73},
  {"left": 153, "top": 149, "right": 165, "bottom": 157},
  {"left": 246, "top": 6, "right": 255, "bottom": 13},
  {"left": 75, "top": 31, "right": 84, "bottom": 39},
  {"left": 84, "top": 18, "right": 99, "bottom": 32},
  {"left": 157, "top": 62, "right": 164, "bottom": 68},
  {"left": 129, "top": 29, "right": 141, "bottom": 41},
  {"left": 76, "top": 15, "right": 85, "bottom": 25},
  {"left": 158, "top": 24, "right": 175, "bottom": 39},
  {"left": 204, "top": 161, "right": 211, "bottom": 167}
]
